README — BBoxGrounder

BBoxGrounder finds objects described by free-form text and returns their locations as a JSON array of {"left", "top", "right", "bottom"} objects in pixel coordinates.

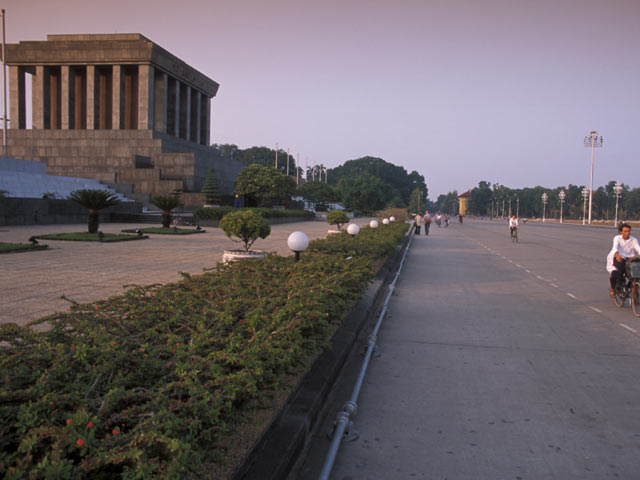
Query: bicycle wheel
[
  {"left": 632, "top": 281, "right": 640, "bottom": 317},
  {"left": 614, "top": 285, "right": 626, "bottom": 307}
]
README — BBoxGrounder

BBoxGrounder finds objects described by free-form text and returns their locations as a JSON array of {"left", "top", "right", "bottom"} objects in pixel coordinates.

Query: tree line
[
  {"left": 433, "top": 181, "right": 640, "bottom": 220},
  {"left": 212, "top": 144, "right": 428, "bottom": 214}
]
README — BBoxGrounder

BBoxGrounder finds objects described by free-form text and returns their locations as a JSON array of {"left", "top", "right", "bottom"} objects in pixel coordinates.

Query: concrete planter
[
  {"left": 222, "top": 250, "right": 265, "bottom": 263},
  {"left": 327, "top": 229, "right": 342, "bottom": 235}
]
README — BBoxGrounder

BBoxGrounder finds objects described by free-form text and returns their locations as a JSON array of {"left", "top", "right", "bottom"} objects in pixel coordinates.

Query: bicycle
[
  {"left": 613, "top": 258, "right": 640, "bottom": 317},
  {"left": 510, "top": 226, "right": 518, "bottom": 243}
]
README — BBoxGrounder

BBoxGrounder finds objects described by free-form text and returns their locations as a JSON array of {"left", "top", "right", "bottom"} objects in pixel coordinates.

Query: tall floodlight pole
[
  {"left": 558, "top": 189, "right": 566, "bottom": 224},
  {"left": 275, "top": 142, "right": 278, "bottom": 169},
  {"left": 286, "top": 149, "right": 289, "bottom": 176},
  {"left": 614, "top": 182, "right": 623, "bottom": 227},
  {"left": 542, "top": 192, "right": 548, "bottom": 222},
  {"left": 581, "top": 187, "right": 589, "bottom": 225},
  {"left": 584, "top": 131, "right": 603, "bottom": 224},
  {"left": 1, "top": 9, "right": 7, "bottom": 157},
  {"left": 516, "top": 196, "right": 519, "bottom": 220},
  {"left": 508, "top": 197, "right": 512, "bottom": 217}
]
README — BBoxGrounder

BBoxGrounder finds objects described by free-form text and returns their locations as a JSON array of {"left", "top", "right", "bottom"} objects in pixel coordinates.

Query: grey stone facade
[{"left": 1, "top": 34, "right": 242, "bottom": 205}]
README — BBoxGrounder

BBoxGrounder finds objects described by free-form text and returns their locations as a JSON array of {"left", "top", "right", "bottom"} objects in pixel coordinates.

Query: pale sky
[{"left": 2, "top": 0, "right": 639, "bottom": 198}]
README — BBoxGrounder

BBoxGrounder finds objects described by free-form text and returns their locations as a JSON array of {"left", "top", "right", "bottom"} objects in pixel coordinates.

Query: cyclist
[
  {"left": 607, "top": 223, "right": 640, "bottom": 298},
  {"left": 509, "top": 215, "right": 518, "bottom": 240}
]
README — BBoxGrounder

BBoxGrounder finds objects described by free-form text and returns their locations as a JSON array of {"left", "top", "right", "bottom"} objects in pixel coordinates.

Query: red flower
[
  {"left": 87, "top": 422, "right": 94, "bottom": 428},
  {"left": 66, "top": 419, "right": 72, "bottom": 425},
  {"left": 112, "top": 341, "right": 117, "bottom": 345},
  {"left": 172, "top": 349, "right": 176, "bottom": 354},
  {"left": 112, "top": 428, "right": 119, "bottom": 435},
  {"left": 76, "top": 439, "right": 85, "bottom": 446}
]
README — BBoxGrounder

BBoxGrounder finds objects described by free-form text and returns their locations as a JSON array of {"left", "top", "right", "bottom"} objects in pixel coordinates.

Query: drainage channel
[{"left": 317, "top": 228, "right": 415, "bottom": 480}]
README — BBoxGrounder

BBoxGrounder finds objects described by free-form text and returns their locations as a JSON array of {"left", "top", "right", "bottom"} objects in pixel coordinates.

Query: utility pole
[
  {"left": 1, "top": 9, "right": 7, "bottom": 157},
  {"left": 275, "top": 142, "right": 278, "bottom": 169},
  {"left": 286, "top": 149, "right": 289, "bottom": 176},
  {"left": 584, "top": 131, "right": 603, "bottom": 224}
]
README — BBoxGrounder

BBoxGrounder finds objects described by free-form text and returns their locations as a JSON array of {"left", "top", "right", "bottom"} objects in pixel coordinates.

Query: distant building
[
  {"left": 1, "top": 34, "right": 243, "bottom": 206},
  {"left": 458, "top": 189, "right": 472, "bottom": 215}
]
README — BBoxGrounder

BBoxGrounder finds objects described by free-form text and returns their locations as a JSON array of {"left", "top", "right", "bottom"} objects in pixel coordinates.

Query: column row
[{"left": 9, "top": 64, "right": 210, "bottom": 145}]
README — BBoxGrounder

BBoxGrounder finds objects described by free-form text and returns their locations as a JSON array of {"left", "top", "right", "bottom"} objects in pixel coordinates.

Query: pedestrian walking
[
  {"left": 414, "top": 213, "right": 422, "bottom": 234},
  {"left": 423, "top": 210, "right": 432, "bottom": 235}
]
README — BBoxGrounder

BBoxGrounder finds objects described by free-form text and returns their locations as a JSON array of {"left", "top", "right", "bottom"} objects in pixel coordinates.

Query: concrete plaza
[{"left": 0, "top": 219, "right": 370, "bottom": 327}]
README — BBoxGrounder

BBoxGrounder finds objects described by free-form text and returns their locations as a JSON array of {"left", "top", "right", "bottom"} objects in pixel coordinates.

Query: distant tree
[
  {"left": 151, "top": 194, "right": 182, "bottom": 228},
  {"left": 69, "top": 189, "right": 121, "bottom": 233},
  {"left": 211, "top": 143, "right": 240, "bottom": 160},
  {"left": 408, "top": 188, "right": 426, "bottom": 214},
  {"left": 235, "top": 164, "right": 296, "bottom": 207},
  {"left": 298, "top": 181, "right": 339, "bottom": 211},
  {"left": 201, "top": 169, "right": 221, "bottom": 206},
  {"left": 337, "top": 173, "right": 389, "bottom": 214},
  {"left": 326, "top": 210, "right": 349, "bottom": 231}
]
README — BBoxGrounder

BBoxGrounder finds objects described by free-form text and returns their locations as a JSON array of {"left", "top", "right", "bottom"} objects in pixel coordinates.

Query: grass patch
[
  {"left": 121, "top": 227, "right": 206, "bottom": 235},
  {"left": 0, "top": 242, "right": 49, "bottom": 254},
  {"left": 0, "top": 223, "right": 408, "bottom": 478},
  {"left": 35, "top": 232, "right": 148, "bottom": 242}
]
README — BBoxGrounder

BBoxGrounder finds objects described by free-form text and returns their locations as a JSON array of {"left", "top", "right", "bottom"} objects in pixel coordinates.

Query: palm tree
[
  {"left": 150, "top": 194, "right": 182, "bottom": 228},
  {"left": 69, "top": 189, "right": 121, "bottom": 233}
]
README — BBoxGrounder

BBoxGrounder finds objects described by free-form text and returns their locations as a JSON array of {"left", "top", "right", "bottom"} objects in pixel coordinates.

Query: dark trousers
[
  {"left": 414, "top": 223, "right": 421, "bottom": 234},
  {"left": 610, "top": 257, "right": 628, "bottom": 289},
  {"left": 424, "top": 223, "right": 430, "bottom": 235}
]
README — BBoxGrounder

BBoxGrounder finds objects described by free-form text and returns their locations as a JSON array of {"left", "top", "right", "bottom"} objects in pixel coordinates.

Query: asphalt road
[{"left": 296, "top": 218, "right": 640, "bottom": 479}]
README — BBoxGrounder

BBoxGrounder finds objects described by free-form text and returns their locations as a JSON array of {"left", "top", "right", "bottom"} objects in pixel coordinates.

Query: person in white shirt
[
  {"left": 607, "top": 223, "right": 640, "bottom": 297},
  {"left": 414, "top": 212, "right": 422, "bottom": 235},
  {"left": 508, "top": 215, "right": 519, "bottom": 238}
]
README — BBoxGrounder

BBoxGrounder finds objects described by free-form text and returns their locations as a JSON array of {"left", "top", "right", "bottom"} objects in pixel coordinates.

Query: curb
[{"left": 232, "top": 229, "right": 412, "bottom": 480}]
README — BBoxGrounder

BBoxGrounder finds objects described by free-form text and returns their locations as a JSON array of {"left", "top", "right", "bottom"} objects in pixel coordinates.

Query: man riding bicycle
[
  {"left": 509, "top": 215, "right": 518, "bottom": 239},
  {"left": 607, "top": 223, "right": 640, "bottom": 298}
]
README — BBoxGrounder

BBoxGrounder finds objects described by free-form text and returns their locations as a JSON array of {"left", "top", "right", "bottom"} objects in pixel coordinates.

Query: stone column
[
  {"left": 32, "top": 65, "right": 45, "bottom": 129},
  {"left": 153, "top": 71, "right": 167, "bottom": 133},
  {"left": 176, "top": 81, "right": 183, "bottom": 138},
  {"left": 184, "top": 86, "right": 191, "bottom": 141},
  {"left": 61, "top": 66, "right": 70, "bottom": 129},
  {"left": 201, "top": 95, "right": 210, "bottom": 146},
  {"left": 9, "top": 66, "right": 26, "bottom": 129},
  {"left": 112, "top": 65, "right": 122, "bottom": 130},
  {"left": 195, "top": 91, "right": 201, "bottom": 144},
  {"left": 86, "top": 65, "right": 96, "bottom": 130},
  {"left": 137, "top": 64, "right": 154, "bottom": 130}
]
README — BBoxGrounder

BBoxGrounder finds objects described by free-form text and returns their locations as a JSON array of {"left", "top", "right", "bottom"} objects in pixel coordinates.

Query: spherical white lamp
[
  {"left": 389, "top": 216, "right": 396, "bottom": 222},
  {"left": 382, "top": 218, "right": 390, "bottom": 225},
  {"left": 369, "top": 220, "right": 379, "bottom": 229},
  {"left": 347, "top": 223, "right": 360, "bottom": 236},
  {"left": 287, "top": 231, "right": 309, "bottom": 261}
]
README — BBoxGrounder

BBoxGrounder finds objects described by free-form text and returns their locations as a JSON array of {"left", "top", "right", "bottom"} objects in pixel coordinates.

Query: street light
[
  {"left": 369, "top": 220, "right": 379, "bottom": 229},
  {"left": 516, "top": 195, "right": 519, "bottom": 220},
  {"left": 558, "top": 190, "right": 566, "bottom": 224},
  {"left": 614, "top": 182, "right": 623, "bottom": 228},
  {"left": 584, "top": 131, "right": 603, "bottom": 224},
  {"left": 541, "top": 193, "right": 548, "bottom": 222},
  {"left": 347, "top": 223, "right": 360, "bottom": 236},
  {"left": 382, "top": 218, "right": 390, "bottom": 225},
  {"left": 287, "top": 231, "right": 309, "bottom": 262},
  {"left": 581, "top": 187, "right": 589, "bottom": 225},
  {"left": 389, "top": 216, "right": 396, "bottom": 222}
]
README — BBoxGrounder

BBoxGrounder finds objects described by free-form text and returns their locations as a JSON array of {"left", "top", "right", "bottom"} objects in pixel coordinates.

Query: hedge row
[
  {"left": 194, "top": 207, "right": 315, "bottom": 221},
  {"left": 0, "top": 223, "right": 408, "bottom": 479}
]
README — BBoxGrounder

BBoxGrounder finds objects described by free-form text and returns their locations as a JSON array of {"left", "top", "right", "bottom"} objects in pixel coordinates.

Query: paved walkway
[
  {"left": 0, "top": 219, "right": 371, "bottom": 327},
  {"left": 297, "top": 219, "right": 640, "bottom": 479}
]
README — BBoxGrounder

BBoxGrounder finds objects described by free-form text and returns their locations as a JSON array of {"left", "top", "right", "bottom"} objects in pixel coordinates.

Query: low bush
[
  {"left": 121, "top": 228, "right": 205, "bottom": 235},
  {"left": 0, "top": 242, "right": 49, "bottom": 254},
  {"left": 35, "top": 233, "right": 147, "bottom": 242},
  {"left": 376, "top": 207, "right": 410, "bottom": 222},
  {"left": 194, "top": 207, "right": 314, "bottom": 221},
  {"left": 0, "top": 223, "right": 408, "bottom": 479}
]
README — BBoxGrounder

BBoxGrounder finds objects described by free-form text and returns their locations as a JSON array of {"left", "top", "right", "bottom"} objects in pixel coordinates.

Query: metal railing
[{"left": 318, "top": 228, "right": 414, "bottom": 479}]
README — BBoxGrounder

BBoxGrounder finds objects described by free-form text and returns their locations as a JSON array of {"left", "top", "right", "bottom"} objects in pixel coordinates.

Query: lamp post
[
  {"left": 347, "top": 223, "right": 360, "bottom": 236},
  {"left": 584, "top": 131, "right": 603, "bottom": 224},
  {"left": 287, "top": 231, "right": 309, "bottom": 262},
  {"left": 541, "top": 193, "right": 548, "bottom": 222},
  {"left": 581, "top": 187, "right": 589, "bottom": 225},
  {"left": 369, "top": 220, "right": 379, "bottom": 229},
  {"left": 516, "top": 195, "right": 519, "bottom": 220},
  {"left": 508, "top": 197, "right": 512, "bottom": 218},
  {"left": 558, "top": 189, "right": 566, "bottom": 224},
  {"left": 614, "top": 182, "right": 623, "bottom": 228}
]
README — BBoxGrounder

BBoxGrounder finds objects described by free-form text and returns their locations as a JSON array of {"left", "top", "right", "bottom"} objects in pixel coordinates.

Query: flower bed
[
  {"left": 0, "top": 223, "right": 407, "bottom": 479},
  {"left": 35, "top": 232, "right": 148, "bottom": 242},
  {"left": 0, "top": 242, "right": 49, "bottom": 254}
]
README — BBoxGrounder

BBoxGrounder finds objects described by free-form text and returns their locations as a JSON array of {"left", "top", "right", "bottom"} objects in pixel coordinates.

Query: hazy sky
[{"left": 3, "top": 0, "right": 639, "bottom": 198}]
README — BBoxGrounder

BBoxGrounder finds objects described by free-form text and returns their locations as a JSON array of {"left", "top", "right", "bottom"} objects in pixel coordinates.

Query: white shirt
[
  {"left": 509, "top": 218, "right": 518, "bottom": 228},
  {"left": 606, "top": 234, "right": 640, "bottom": 273}
]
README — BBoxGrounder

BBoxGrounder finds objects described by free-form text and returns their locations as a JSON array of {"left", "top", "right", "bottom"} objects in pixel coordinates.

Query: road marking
[
  {"left": 620, "top": 323, "right": 638, "bottom": 333},
  {"left": 536, "top": 275, "right": 544, "bottom": 280},
  {"left": 550, "top": 283, "right": 559, "bottom": 288},
  {"left": 588, "top": 306, "right": 603, "bottom": 313},
  {"left": 515, "top": 264, "right": 522, "bottom": 268},
  {"left": 525, "top": 269, "right": 531, "bottom": 273},
  {"left": 566, "top": 293, "right": 577, "bottom": 299},
  {"left": 508, "top": 259, "right": 513, "bottom": 263}
]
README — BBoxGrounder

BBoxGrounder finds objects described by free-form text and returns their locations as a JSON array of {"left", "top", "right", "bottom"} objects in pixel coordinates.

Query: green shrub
[
  {"left": 0, "top": 223, "right": 408, "bottom": 478},
  {"left": 219, "top": 210, "right": 271, "bottom": 252},
  {"left": 194, "top": 207, "right": 314, "bottom": 221},
  {"left": 326, "top": 210, "right": 349, "bottom": 230}
]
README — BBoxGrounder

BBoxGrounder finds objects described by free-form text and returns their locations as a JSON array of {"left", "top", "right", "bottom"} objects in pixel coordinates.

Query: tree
[
  {"left": 69, "top": 189, "right": 121, "bottom": 233},
  {"left": 298, "top": 182, "right": 338, "bottom": 211},
  {"left": 219, "top": 210, "right": 271, "bottom": 252},
  {"left": 326, "top": 210, "right": 349, "bottom": 231},
  {"left": 201, "top": 169, "right": 221, "bottom": 206},
  {"left": 337, "top": 173, "right": 389, "bottom": 214},
  {"left": 408, "top": 188, "right": 426, "bottom": 214},
  {"left": 150, "top": 195, "right": 182, "bottom": 228},
  {"left": 235, "top": 164, "right": 295, "bottom": 207}
]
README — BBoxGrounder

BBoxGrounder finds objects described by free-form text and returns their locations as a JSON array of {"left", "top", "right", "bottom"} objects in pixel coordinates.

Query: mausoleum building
[{"left": 1, "top": 34, "right": 242, "bottom": 205}]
